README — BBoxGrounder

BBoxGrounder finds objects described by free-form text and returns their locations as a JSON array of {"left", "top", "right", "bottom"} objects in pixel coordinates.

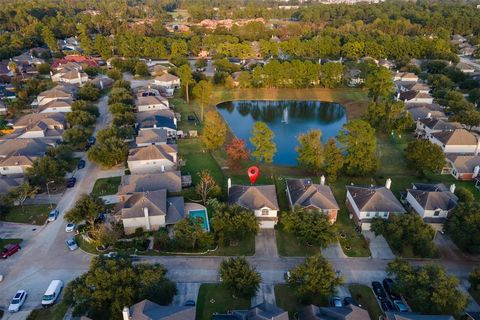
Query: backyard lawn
[
  {"left": 2, "top": 205, "right": 51, "bottom": 225},
  {"left": 91, "top": 176, "right": 121, "bottom": 197},
  {"left": 26, "top": 301, "right": 69, "bottom": 320},
  {"left": 274, "top": 284, "right": 328, "bottom": 318},
  {"left": 348, "top": 284, "right": 383, "bottom": 320},
  {"left": 196, "top": 284, "right": 250, "bottom": 320},
  {"left": 0, "top": 238, "right": 22, "bottom": 250}
]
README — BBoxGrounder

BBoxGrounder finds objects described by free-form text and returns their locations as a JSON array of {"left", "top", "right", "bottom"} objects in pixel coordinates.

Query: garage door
[
  {"left": 260, "top": 220, "right": 276, "bottom": 229},
  {"left": 361, "top": 223, "right": 371, "bottom": 231}
]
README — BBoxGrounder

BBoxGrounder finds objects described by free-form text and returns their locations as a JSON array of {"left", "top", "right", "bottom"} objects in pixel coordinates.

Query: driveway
[
  {"left": 435, "top": 233, "right": 480, "bottom": 262},
  {"left": 171, "top": 283, "right": 201, "bottom": 306},
  {"left": 362, "top": 231, "right": 395, "bottom": 259},
  {"left": 251, "top": 283, "right": 276, "bottom": 307},
  {"left": 322, "top": 242, "right": 347, "bottom": 259},
  {"left": 254, "top": 230, "right": 278, "bottom": 258}
]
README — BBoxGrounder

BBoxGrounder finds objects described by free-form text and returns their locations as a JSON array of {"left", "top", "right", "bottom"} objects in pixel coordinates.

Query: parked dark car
[
  {"left": 77, "top": 160, "right": 85, "bottom": 169},
  {"left": 2, "top": 243, "right": 21, "bottom": 259},
  {"left": 343, "top": 296, "right": 359, "bottom": 307},
  {"left": 184, "top": 300, "right": 195, "bottom": 306},
  {"left": 87, "top": 136, "right": 96, "bottom": 145},
  {"left": 66, "top": 177, "right": 76, "bottom": 188},
  {"left": 371, "top": 281, "right": 387, "bottom": 300},
  {"left": 381, "top": 300, "right": 394, "bottom": 311},
  {"left": 383, "top": 278, "right": 401, "bottom": 300}
]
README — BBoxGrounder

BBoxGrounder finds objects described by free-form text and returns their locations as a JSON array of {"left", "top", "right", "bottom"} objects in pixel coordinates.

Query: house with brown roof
[
  {"left": 429, "top": 129, "right": 479, "bottom": 154},
  {"left": 149, "top": 64, "right": 170, "bottom": 76},
  {"left": 405, "top": 183, "right": 458, "bottom": 229},
  {"left": 135, "top": 95, "right": 169, "bottom": 112},
  {"left": 154, "top": 73, "right": 180, "bottom": 97},
  {"left": 286, "top": 177, "right": 339, "bottom": 223},
  {"left": 118, "top": 190, "right": 184, "bottom": 235},
  {"left": 393, "top": 72, "right": 418, "bottom": 83},
  {"left": 396, "top": 82, "right": 430, "bottom": 94},
  {"left": 398, "top": 90, "right": 433, "bottom": 104},
  {"left": 456, "top": 62, "right": 475, "bottom": 74},
  {"left": 118, "top": 171, "right": 182, "bottom": 196},
  {"left": 346, "top": 180, "right": 406, "bottom": 230},
  {"left": 122, "top": 299, "right": 195, "bottom": 320},
  {"left": 0, "top": 155, "right": 37, "bottom": 176},
  {"left": 445, "top": 154, "right": 480, "bottom": 180},
  {"left": 228, "top": 180, "right": 279, "bottom": 229},
  {"left": 127, "top": 144, "right": 177, "bottom": 174},
  {"left": 52, "top": 69, "right": 89, "bottom": 86},
  {"left": 0, "top": 138, "right": 50, "bottom": 158},
  {"left": 34, "top": 86, "right": 74, "bottom": 106},
  {"left": 38, "top": 100, "right": 72, "bottom": 113},
  {"left": 135, "top": 129, "right": 168, "bottom": 147},
  {"left": 299, "top": 304, "right": 370, "bottom": 320}
]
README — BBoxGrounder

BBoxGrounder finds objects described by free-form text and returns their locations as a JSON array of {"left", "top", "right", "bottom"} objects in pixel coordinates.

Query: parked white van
[{"left": 41, "top": 280, "right": 63, "bottom": 307}]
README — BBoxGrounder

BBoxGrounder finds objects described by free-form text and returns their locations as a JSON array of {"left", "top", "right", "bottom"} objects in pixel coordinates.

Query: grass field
[
  {"left": 26, "top": 301, "right": 69, "bottom": 320},
  {"left": 274, "top": 284, "right": 328, "bottom": 318},
  {"left": 276, "top": 228, "right": 321, "bottom": 257},
  {"left": 196, "top": 284, "right": 250, "bottom": 320},
  {"left": 348, "top": 284, "right": 383, "bottom": 320},
  {"left": 0, "top": 238, "right": 22, "bottom": 251},
  {"left": 91, "top": 176, "right": 121, "bottom": 197},
  {"left": 2, "top": 205, "right": 51, "bottom": 225}
]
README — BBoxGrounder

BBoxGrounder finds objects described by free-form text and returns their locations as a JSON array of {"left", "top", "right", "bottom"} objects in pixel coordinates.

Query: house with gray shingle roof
[
  {"left": 136, "top": 110, "right": 177, "bottom": 136},
  {"left": 346, "top": 180, "right": 406, "bottom": 230},
  {"left": 0, "top": 155, "right": 37, "bottom": 176},
  {"left": 127, "top": 144, "right": 177, "bottom": 174},
  {"left": 286, "top": 178, "right": 339, "bottom": 223},
  {"left": 398, "top": 90, "right": 433, "bottom": 104},
  {"left": 122, "top": 299, "right": 195, "bottom": 320},
  {"left": 445, "top": 154, "right": 480, "bottom": 180},
  {"left": 135, "top": 95, "right": 169, "bottom": 112},
  {"left": 416, "top": 118, "right": 461, "bottom": 137},
  {"left": 135, "top": 129, "right": 168, "bottom": 147},
  {"left": 0, "top": 176, "right": 22, "bottom": 194},
  {"left": 405, "top": 183, "right": 458, "bottom": 229},
  {"left": 384, "top": 312, "right": 454, "bottom": 320},
  {"left": 228, "top": 181, "right": 279, "bottom": 229},
  {"left": 406, "top": 104, "right": 446, "bottom": 121},
  {"left": 429, "top": 129, "right": 479, "bottom": 154},
  {"left": 0, "top": 138, "right": 50, "bottom": 158},
  {"left": 118, "top": 171, "right": 182, "bottom": 196},
  {"left": 299, "top": 304, "right": 370, "bottom": 320}
]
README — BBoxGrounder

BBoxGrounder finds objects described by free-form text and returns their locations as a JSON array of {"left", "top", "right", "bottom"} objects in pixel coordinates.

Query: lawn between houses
[{"left": 1, "top": 204, "right": 51, "bottom": 225}]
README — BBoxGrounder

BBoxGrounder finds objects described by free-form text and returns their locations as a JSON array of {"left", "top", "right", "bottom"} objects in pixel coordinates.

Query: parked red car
[{"left": 2, "top": 243, "right": 21, "bottom": 259}]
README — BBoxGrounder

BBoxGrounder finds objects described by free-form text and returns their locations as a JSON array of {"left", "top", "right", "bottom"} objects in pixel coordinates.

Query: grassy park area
[
  {"left": 2, "top": 205, "right": 51, "bottom": 225},
  {"left": 91, "top": 176, "right": 122, "bottom": 197}
]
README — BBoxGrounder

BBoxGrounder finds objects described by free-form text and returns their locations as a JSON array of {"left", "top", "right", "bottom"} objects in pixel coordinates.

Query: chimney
[
  {"left": 143, "top": 207, "right": 151, "bottom": 231},
  {"left": 426, "top": 112, "right": 431, "bottom": 119},
  {"left": 474, "top": 166, "right": 480, "bottom": 178},
  {"left": 385, "top": 178, "right": 392, "bottom": 189},
  {"left": 320, "top": 175, "right": 325, "bottom": 186},
  {"left": 227, "top": 178, "right": 232, "bottom": 194},
  {"left": 450, "top": 184, "right": 456, "bottom": 194},
  {"left": 122, "top": 306, "right": 130, "bottom": 320}
]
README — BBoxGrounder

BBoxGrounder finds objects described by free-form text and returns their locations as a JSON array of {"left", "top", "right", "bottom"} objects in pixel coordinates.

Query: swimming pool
[{"left": 189, "top": 209, "right": 210, "bottom": 232}]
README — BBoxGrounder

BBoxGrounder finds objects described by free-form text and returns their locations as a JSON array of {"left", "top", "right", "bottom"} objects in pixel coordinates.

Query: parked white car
[
  {"left": 47, "top": 209, "right": 59, "bottom": 222},
  {"left": 8, "top": 290, "right": 27, "bottom": 313},
  {"left": 65, "top": 223, "right": 76, "bottom": 232},
  {"left": 65, "top": 238, "right": 78, "bottom": 251}
]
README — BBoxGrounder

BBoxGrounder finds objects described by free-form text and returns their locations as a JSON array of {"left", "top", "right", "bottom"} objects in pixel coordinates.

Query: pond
[{"left": 217, "top": 100, "right": 347, "bottom": 166}]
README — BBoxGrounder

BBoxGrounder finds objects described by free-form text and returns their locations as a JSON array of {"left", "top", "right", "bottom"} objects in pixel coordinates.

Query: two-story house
[
  {"left": 135, "top": 95, "right": 169, "bottom": 112},
  {"left": 127, "top": 144, "right": 177, "bottom": 174},
  {"left": 429, "top": 129, "right": 479, "bottom": 154}
]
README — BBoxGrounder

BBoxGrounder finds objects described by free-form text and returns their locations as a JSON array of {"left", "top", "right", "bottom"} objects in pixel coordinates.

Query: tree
[
  {"left": 371, "top": 214, "right": 436, "bottom": 257},
  {"left": 37, "top": 63, "right": 51, "bottom": 75},
  {"left": 192, "top": 80, "right": 213, "bottom": 121},
  {"left": 451, "top": 109, "right": 480, "bottom": 130},
  {"left": 201, "top": 111, "right": 227, "bottom": 150},
  {"left": 177, "top": 64, "right": 194, "bottom": 103},
  {"left": 455, "top": 187, "right": 474, "bottom": 203},
  {"left": 250, "top": 121, "right": 276, "bottom": 163},
  {"left": 445, "top": 202, "right": 480, "bottom": 254},
  {"left": 107, "top": 68, "right": 122, "bottom": 81},
  {"left": 387, "top": 259, "right": 468, "bottom": 316},
  {"left": 323, "top": 138, "right": 344, "bottom": 182},
  {"left": 195, "top": 58, "right": 207, "bottom": 69},
  {"left": 26, "top": 156, "right": 66, "bottom": 188},
  {"left": 296, "top": 130, "right": 324, "bottom": 175},
  {"left": 405, "top": 140, "right": 444, "bottom": 175},
  {"left": 219, "top": 257, "right": 261, "bottom": 299},
  {"left": 108, "top": 87, "right": 133, "bottom": 105},
  {"left": 195, "top": 170, "right": 220, "bottom": 204},
  {"left": 282, "top": 207, "right": 337, "bottom": 248},
  {"left": 365, "top": 67, "right": 394, "bottom": 102},
  {"left": 66, "top": 110, "right": 96, "bottom": 127},
  {"left": 109, "top": 103, "right": 132, "bottom": 115},
  {"left": 287, "top": 254, "right": 342, "bottom": 302},
  {"left": 337, "top": 119, "right": 377, "bottom": 175},
  {"left": 210, "top": 202, "right": 259, "bottom": 246},
  {"left": 92, "top": 224, "right": 120, "bottom": 248},
  {"left": 3, "top": 183, "right": 39, "bottom": 208},
  {"left": 71, "top": 100, "right": 99, "bottom": 117},
  {"left": 42, "top": 26, "right": 59, "bottom": 52},
  {"left": 77, "top": 24, "right": 94, "bottom": 55},
  {"left": 226, "top": 138, "right": 249, "bottom": 169},
  {"left": 87, "top": 137, "right": 128, "bottom": 168},
  {"left": 173, "top": 217, "right": 213, "bottom": 250},
  {"left": 63, "top": 127, "right": 90, "bottom": 149},
  {"left": 64, "top": 194, "right": 106, "bottom": 229},
  {"left": 134, "top": 61, "right": 149, "bottom": 77},
  {"left": 78, "top": 83, "right": 100, "bottom": 101},
  {"left": 469, "top": 268, "right": 480, "bottom": 291},
  {"left": 64, "top": 257, "right": 176, "bottom": 319},
  {"left": 7, "top": 61, "right": 17, "bottom": 74}
]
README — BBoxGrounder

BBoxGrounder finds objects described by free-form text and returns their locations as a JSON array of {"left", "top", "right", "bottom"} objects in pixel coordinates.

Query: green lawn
[
  {"left": 27, "top": 301, "right": 69, "bottom": 320},
  {"left": 2, "top": 205, "right": 51, "bottom": 225},
  {"left": 274, "top": 284, "right": 328, "bottom": 318},
  {"left": 214, "top": 234, "right": 255, "bottom": 256},
  {"left": 0, "top": 238, "right": 22, "bottom": 251},
  {"left": 75, "top": 234, "right": 100, "bottom": 254},
  {"left": 196, "top": 284, "right": 250, "bottom": 320},
  {"left": 91, "top": 176, "right": 121, "bottom": 197},
  {"left": 348, "top": 284, "right": 383, "bottom": 320},
  {"left": 276, "top": 228, "right": 320, "bottom": 257}
]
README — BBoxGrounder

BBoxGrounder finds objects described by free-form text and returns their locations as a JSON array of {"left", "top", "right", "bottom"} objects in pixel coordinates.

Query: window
[
  {"left": 383, "top": 212, "right": 388, "bottom": 218},
  {"left": 261, "top": 209, "right": 269, "bottom": 216},
  {"left": 434, "top": 210, "right": 441, "bottom": 217},
  {"left": 365, "top": 212, "right": 370, "bottom": 217}
]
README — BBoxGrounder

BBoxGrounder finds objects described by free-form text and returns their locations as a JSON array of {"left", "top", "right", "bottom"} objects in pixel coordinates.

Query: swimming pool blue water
[{"left": 189, "top": 209, "right": 210, "bottom": 232}]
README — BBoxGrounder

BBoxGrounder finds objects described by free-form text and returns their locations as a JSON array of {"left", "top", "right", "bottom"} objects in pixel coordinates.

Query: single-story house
[
  {"left": 213, "top": 303, "right": 288, "bottom": 320},
  {"left": 429, "top": 129, "right": 479, "bottom": 154},
  {"left": 299, "top": 304, "right": 370, "bottom": 320},
  {"left": 406, "top": 103, "right": 446, "bottom": 121},
  {"left": 38, "top": 100, "right": 72, "bottom": 113},
  {"left": 135, "top": 95, "right": 169, "bottom": 112},
  {"left": 52, "top": 70, "right": 89, "bottom": 86},
  {"left": 34, "top": 86, "right": 74, "bottom": 106},
  {"left": 118, "top": 171, "right": 182, "bottom": 196},
  {"left": 135, "top": 128, "right": 168, "bottom": 147},
  {"left": 228, "top": 181, "right": 279, "bottom": 229},
  {"left": 456, "top": 62, "right": 475, "bottom": 74},
  {"left": 445, "top": 154, "right": 480, "bottom": 180},
  {"left": 118, "top": 190, "right": 184, "bottom": 235},
  {"left": 384, "top": 312, "right": 454, "bottom": 320},
  {"left": 398, "top": 90, "right": 433, "bottom": 104},
  {"left": 346, "top": 180, "right": 406, "bottom": 230},
  {"left": 154, "top": 73, "right": 180, "bottom": 89},
  {"left": 127, "top": 144, "right": 177, "bottom": 174},
  {"left": 393, "top": 72, "right": 418, "bottom": 83},
  {"left": 405, "top": 183, "right": 458, "bottom": 229},
  {"left": 286, "top": 178, "right": 339, "bottom": 223},
  {"left": 0, "top": 155, "right": 37, "bottom": 176},
  {"left": 136, "top": 110, "right": 177, "bottom": 135},
  {"left": 122, "top": 299, "right": 195, "bottom": 320},
  {"left": 416, "top": 118, "right": 461, "bottom": 137}
]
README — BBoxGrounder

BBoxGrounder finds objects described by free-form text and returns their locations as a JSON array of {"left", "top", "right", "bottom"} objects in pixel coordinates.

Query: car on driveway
[
  {"left": 8, "top": 290, "right": 27, "bottom": 313},
  {"left": 381, "top": 300, "right": 394, "bottom": 311},
  {"left": 184, "top": 300, "right": 195, "bottom": 306},
  {"left": 371, "top": 281, "right": 387, "bottom": 300},
  {"left": 48, "top": 209, "right": 59, "bottom": 222},
  {"left": 66, "top": 177, "right": 76, "bottom": 188},
  {"left": 383, "top": 278, "right": 401, "bottom": 300},
  {"left": 65, "top": 223, "right": 76, "bottom": 232},
  {"left": 2, "top": 243, "right": 21, "bottom": 259},
  {"left": 393, "top": 300, "right": 408, "bottom": 312},
  {"left": 103, "top": 251, "right": 118, "bottom": 258},
  {"left": 65, "top": 238, "right": 78, "bottom": 251},
  {"left": 77, "top": 160, "right": 86, "bottom": 169},
  {"left": 329, "top": 296, "right": 343, "bottom": 307}
]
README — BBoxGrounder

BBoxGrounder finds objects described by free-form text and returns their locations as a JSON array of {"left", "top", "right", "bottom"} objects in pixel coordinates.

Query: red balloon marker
[{"left": 248, "top": 166, "right": 260, "bottom": 184}]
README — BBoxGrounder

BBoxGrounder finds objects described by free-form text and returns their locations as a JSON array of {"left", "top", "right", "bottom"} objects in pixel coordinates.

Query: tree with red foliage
[{"left": 226, "top": 138, "right": 249, "bottom": 169}]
